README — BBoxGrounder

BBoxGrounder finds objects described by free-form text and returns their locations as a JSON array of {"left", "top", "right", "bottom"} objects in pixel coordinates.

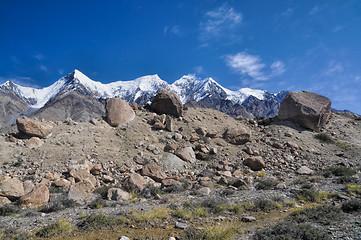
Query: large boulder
[
  {"left": 150, "top": 90, "right": 184, "bottom": 117},
  {"left": 0, "top": 176, "right": 25, "bottom": 200},
  {"left": 175, "top": 147, "right": 196, "bottom": 163},
  {"left": 107, "top": 188, "right": 132, "bottom": 201},
  {"left": 122, "top": 173, "right": 148, "bottom": 192},
  {"left": 19, "top": 184, "right": 49, "bottom": 209},
  {"left": 277, "top": 91, "right": 331, "bottom": 131},
  {"left": 223, "top": 126, "right": 252, "bottom": 145},
  {"left": 16, "top": 117, "right": 53, "bottom": 138},
  {"left": 141, "top": 164, "right": 167, "bottom": 182},
  {"left": 105, "top": 97, "right": 135, "bottom": 127},
  {"left": 244, "top": 156, "right": 265, "bottom": 171},
  {"left": 160, "top": 153, "right": 188, "bottom": 172}
]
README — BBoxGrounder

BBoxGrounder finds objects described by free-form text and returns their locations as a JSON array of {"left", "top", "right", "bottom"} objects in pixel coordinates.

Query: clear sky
[{"left": 1, "top": 0, "right": 361, "bottom": 113}]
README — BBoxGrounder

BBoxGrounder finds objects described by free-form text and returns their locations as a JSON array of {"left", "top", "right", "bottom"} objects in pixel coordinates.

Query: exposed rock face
[
  {"left": 29, "top": 91, "right": 105, "bottom": 123},
  {"left": 244, "top": 156, "right": 265, "bottom": 171},
  {"left": 16, "top": 117, "right": 53, "bottom": 138},
  {"left": 105, "top": 97, "right": 135, "bottom": 127},
  {"left": 223, "top": 126, "right": 252, "bottom": 145},
  {"left": 20, "top": 184, "right": 49, "bottom": 209},
  {"left": 150, "top": 90, "right": 184, "bottom": 117},
  {"left": 0, "top": 176, "right": 25, "bottom": 200},
  {"left": 277, "top": 91, "right": 331, "bottom": 131}
]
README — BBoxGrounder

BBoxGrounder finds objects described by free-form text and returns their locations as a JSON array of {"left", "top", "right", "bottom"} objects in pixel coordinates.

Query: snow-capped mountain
[{"left": 0, "top": 69, "right": 287, "bottom": 127}]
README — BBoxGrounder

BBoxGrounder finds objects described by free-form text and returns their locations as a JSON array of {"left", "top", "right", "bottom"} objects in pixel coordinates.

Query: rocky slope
[{"left": 0, "top": 93, "right": 360, "bottom": 239}]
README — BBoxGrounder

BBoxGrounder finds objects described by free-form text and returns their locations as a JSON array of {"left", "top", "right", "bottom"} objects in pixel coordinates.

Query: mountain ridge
[{"left": 0, "top": 69, "right": 287, "bottom": 127}]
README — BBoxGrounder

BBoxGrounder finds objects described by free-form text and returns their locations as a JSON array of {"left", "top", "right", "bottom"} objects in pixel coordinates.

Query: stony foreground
[{"left": 0, "top": 104, "right": 361, "bottom": 239}]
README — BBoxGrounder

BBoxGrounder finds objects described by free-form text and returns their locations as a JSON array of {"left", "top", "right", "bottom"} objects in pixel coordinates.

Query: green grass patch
[
  {"left": 296, "top": 189, "right": 328, "bottom": 203},
  {"left": 36, "top": 219, "right": 74, "bottom": 238},
  {"left": 131, "top": 207, "right": 170, "bottom": 222},
  {"left": 345, "top": 184, "right": 361, "bottom": 196}
]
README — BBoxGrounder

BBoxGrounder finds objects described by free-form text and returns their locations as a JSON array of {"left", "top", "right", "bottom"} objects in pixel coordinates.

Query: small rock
[
  {"left": 25, "top": 137, "right": 44, "bottom": 148},
  {"left": 297, "top": 166, "right": 313, "bottom": 175},
  {"left": 174, "top": 133, "right": 183, "bottom": 141},
  {"left": 197, "top": 187, "right": 211, "bottom": 195},
  {"left": 241, "top": 216, "right": 256, "bottom": 222},
  {"left": 175, "top": 222, "right": 188, "bottom": 229},
  {"left": 118, "top": 236, "right": 130, "bottom": 240}
]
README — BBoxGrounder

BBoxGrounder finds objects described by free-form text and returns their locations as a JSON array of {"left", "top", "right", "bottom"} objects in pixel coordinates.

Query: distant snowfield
[{"left": 1, "top": 69, "right": 273, "bottom": 109}]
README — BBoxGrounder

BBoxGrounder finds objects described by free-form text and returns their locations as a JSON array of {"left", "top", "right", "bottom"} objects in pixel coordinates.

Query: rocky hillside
[
  {"left": 0, "top": 70, "right": 287, "bottom": 129},
  {"left": 0, "top": 91, "right": 360, "bottom": 239}
]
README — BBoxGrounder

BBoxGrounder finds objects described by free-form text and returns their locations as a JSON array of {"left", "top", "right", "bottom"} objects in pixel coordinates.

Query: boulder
[
  {"left": 297, "top": 166, "right": 313, "bottom": 175},
  {"left": 20, "top": 184, "right": 49, "bottom": 209},
  {"left": 277, "top": 91, "right": 331, "bottom": 131},
  {"left": 244, "top": 156, "right": 265, "bottom": 171},
  {"left": 107, "top": 188, "right": 132, "bottom": 201},
  {"left": 67, "top": 183, "right": 92, "bottom": 205},
  {"left": 25, "top": 137, "right": 44, "bottom": 148},
  {"left": 141, "top": 164, "right": 167, "bottom": 182},
  {"left": 165, "top": 115, "right": 175, "bottom": 132},
  {"left": 223, "top": 126, "right": 252, "bottom": 145},
  {"left": 122, "top": 173, "right": 147, "bottom": 192},
  {"left": 105, "top": 97, "right": 135, "bottom": 127},
  {"left": 0, "top": 196, "right": 11, "bottom": 206},
  {"left": 69, "top": 168, "right": 97, "bottom": 187},
  {"left": 175, "top": 147, "right": 196, "bottom": 163},
  {"left": 160, "top": 153, "right": 187, "bottom": 172},
  {"left": 0, "top": 176, "right": 25, "bottom": 200},
  {"left": 16, "top": 117, "right": 53, "bottom": 138},
  {"left": 150, "top": 90, "right": 184, "bottom": 117}
]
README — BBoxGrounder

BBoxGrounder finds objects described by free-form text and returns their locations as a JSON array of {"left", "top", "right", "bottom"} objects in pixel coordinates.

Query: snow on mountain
[{"left": 0, "top": 69, "right": 274, "bottom": 109}]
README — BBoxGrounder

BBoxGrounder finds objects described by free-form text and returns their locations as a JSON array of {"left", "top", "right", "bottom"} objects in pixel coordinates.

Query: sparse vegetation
[
  {"left": 77, "top": 213, "right": 114, "bottom": 230},
  {"left": 185, "top": 225, "right": 237, "bottom": 240},
  {"left": 314, "top": 132, "right": 334, "bottom": 143},
  {"left": 255, "top": 178, "right": 279, "bottom": 190},
  {"left": 288, "top": 205, "right": 344, "bottom": 225},
  {"left": 41, "top": 195, "right": 78, "bottom": 213},
  {"left": 254, "top": 221, "right": 331, "bottom": 240},
  {"left": 131, "top": 207, "right": 170, "bottom": 222},
  {"left": 323, "top": 165, "right": 356, "bottom": 178},
  {"left": 345, "top": 184, "right": 361, "bottom": 196},
  {"left": 341, "top": 198, "right": 361, "bottom": 213},
  {"left": 36, "top": 219, "right": 74, "bottom": 238},
  {"left": 296, "top": 188, "right": 328, "bottom": 203},
  {"left": 0, "top": 204, "right": 20, "bottom": 216}
]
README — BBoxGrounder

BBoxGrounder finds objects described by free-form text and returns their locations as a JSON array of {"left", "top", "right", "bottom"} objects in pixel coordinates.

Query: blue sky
[{"left": 1, "top": 0, "right": 361, "bottom": 113}]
